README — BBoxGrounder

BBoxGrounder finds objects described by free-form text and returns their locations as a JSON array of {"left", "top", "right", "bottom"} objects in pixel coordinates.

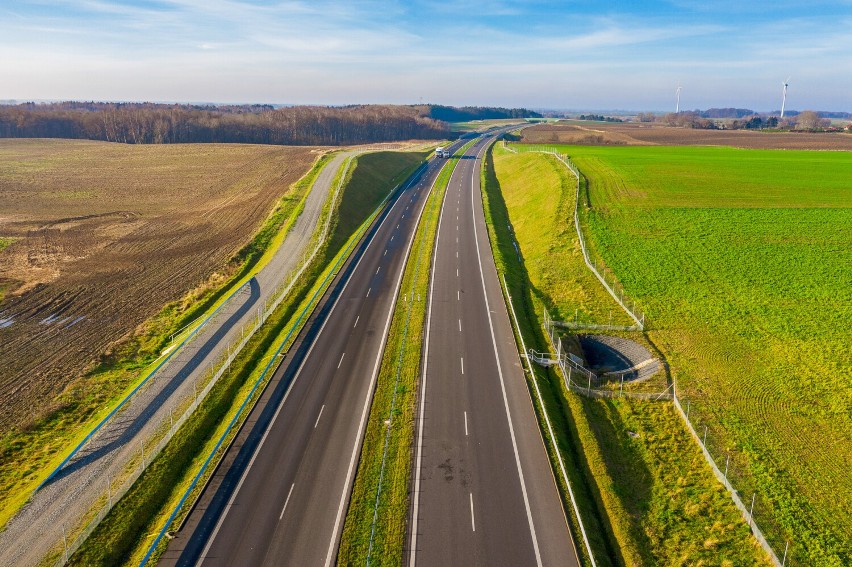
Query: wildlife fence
[
  {"left": 504, "top": 141, "right": 793, "bottom": 566},
  {"left": 503, "top": 141, "right": 645, "bottom": 331}
]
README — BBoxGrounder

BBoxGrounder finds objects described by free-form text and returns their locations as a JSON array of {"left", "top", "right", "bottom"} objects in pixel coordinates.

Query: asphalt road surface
[
  {"left": 407, "top": 136, "right": 581, "bottom": 566},
  {"left": 162, "top": 140, "right": 466, "bottom": 566}
]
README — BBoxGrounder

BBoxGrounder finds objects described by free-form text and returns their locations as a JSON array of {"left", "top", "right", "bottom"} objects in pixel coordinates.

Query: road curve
[
  {"left": 407, "top": 134, "right": 581, "bottom": 566},
  {"left": 0, "top": 151, "right": 352, "bottom": 567},
  {"left": 161, "top": 141, "right": 465, "bottom": 566}
]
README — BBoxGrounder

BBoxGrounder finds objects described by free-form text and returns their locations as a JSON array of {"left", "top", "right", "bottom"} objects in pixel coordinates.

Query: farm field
[
  {"left": 486, "top": 143, "right": 769, "bottom": 565},
  {"left": 558, "top": 144, "right": 851, "bottom": 565},
  {"left": 521, "top": 121, "right": 852, "bottom": 150},
  {"left": 0, "top": 139, "right": 320, "bottom": 432}
]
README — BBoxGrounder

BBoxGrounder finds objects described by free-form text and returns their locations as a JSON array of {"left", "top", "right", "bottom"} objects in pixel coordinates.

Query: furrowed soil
[
  {"left": 0, "top": 139, "right": 319, "bottom": 433},
  {"left": 549, "top": 143, "right": 851, "bottom": 565},
  {"left": 521, "top": 122, "right": 852, "bottom": 150},
  {"left": 488, "top": 143, "right": 769, "bottom": 566}
]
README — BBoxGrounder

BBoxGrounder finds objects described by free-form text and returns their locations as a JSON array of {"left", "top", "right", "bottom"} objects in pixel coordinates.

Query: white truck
[{"left": 435, "top": 146, "right": 450, "bottom": 158}]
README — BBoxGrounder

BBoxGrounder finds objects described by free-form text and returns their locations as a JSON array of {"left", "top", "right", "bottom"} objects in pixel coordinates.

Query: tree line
[{"left": 0, "top": 102, "right": 451, "bottom": 145}]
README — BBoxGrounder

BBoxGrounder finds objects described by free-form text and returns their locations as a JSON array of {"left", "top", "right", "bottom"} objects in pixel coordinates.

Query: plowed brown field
[
  {"left": 522, "top": 121, "right": 852, "bottom": 150},
  {"left": 0, "top": 139, "right": 319, "bottom": 431}
]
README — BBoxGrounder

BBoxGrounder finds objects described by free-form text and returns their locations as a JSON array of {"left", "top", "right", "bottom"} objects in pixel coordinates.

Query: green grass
[
  {"left": 0, "top": 237, "right": 14, "bottom": 253},
  {"left": 67, "top": 150, "right": 430, "bottom": 566},
  {"left": 484, "top": 143, "right": 770, "bottom": 566},
  {"left": 547, "top": 144, "right": 851, "bottom": 565},
  {"left": 337, "top": 150, "right": 462, "bottom": 566}
]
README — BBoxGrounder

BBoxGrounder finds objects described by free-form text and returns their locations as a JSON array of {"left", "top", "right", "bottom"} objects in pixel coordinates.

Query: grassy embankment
[
  {"left": 0, "top": 151, "right": 333, "bottom": 532},
  {"left": 561, "top": 145, "right": 852, "bottom": 566},
  {"left": 64, "top": 149, "right": 430, "bottom": 566},
  {"left": 482, "top": 142, "right": 770, "bottom": 565},
  {"left": 337, "top": 143, "right": 472, "bottom": 566}
]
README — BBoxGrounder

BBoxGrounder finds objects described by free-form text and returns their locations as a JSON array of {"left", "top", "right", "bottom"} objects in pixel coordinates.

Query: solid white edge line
[
  {"left": 279, "top": 484, "right": 295, "bottom": 520},
  {"left": 315, "top": 405, "right": 325, "bottom": 428},
  {"left": 198, "top": 158, "right": 414, "bottom": 565},
  {"left": 325, "top": 156, "right": 446, "bottom": 567},
  {"left": 409, "top": 144, "right": 462, "bottom": 567},
  {"left": 470, "top": 141, "right": 543, "bottom": 567},
  {"left": 502, "top": 274, "right": 591, "bottom": 564}
]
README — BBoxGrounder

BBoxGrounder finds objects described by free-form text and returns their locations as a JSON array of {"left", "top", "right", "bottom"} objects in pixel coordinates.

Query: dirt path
[{"left": 0, "top": 152, "right": 353, "bottom": 567}]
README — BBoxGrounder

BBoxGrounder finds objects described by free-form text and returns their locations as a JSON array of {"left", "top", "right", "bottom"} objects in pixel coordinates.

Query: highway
[
  {"left": 407, "top": 136, "right": 581, "bottom": 565},
  {"left": 162, "top": 140, "right": 465, "bottom": 566}
]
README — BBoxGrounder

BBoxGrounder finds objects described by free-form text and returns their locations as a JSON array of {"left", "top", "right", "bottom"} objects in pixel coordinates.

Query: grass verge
[
  {"left": 337, "top": 144, "right": 470, "bottom": 566},
  {"left": 66, "top": 149, "right": 429, "bottom": 566},
  {"left": 482, "top": 143, "right": 769, "bottom": 565}
]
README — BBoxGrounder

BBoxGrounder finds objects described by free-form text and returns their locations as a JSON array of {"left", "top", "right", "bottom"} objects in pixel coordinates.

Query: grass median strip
[{"left": 337, "top": 143, "right": 471, "bottom": 566}]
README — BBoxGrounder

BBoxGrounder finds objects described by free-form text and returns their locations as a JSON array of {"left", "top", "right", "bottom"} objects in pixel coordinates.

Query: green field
[
  {"left": 486, "top": 144, "right": 769, "bottom": 565},
  {"left": 546, "top": 144, "right": 851, "bottom": 565}
]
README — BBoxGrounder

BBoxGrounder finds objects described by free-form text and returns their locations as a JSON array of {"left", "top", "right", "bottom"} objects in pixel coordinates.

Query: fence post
[{"left": 749, "top": 493, "right": 755, "bottom": 529}]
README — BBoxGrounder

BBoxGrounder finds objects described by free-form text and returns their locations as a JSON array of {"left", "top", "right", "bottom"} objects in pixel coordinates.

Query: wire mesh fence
[
  {"left": 503, "top": 141, "right": 646, "bottom": 331},
  {"left": 505, "top": 137, "right": 795, "bottom": 565}
]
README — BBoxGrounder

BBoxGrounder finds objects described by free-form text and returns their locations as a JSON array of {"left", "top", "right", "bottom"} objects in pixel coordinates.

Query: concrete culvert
[{"left": 578, "top": 334, "right": 660, "bottom": 383}]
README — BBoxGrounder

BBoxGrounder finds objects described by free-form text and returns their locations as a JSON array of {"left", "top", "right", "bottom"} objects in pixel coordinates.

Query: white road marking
[
  {"left": 457, "top": 268, "right": 459, "bottom": 277},
  {"left": 470, "top": 493, "right": 476, "bottom": 531},
  {"left": 315, "top": 405, "right": 325, "bottom": 428},
  {"left": 366, "top": 288, "right": 371, "bottom": 298},
  {"left": 391, "top": 235, "right": 395, "bottom": 242},
  {"left": 461, "top": 357, "right": 464, "bottom": 375},
  {"left": 384, "top": 249, "right": 387, "bottom": 256},
  {"left": 279, "top": 484, "right": 295, "bottom": 520},
  {"left": 458, "top": 319, "right": 462, "bottom": 332},
  {"left": 410, "top": 144, "right": 461, "bottom": 567},
  {"left": 199, "top": 165, "right": 403, "bottom": 563},
  {"left": 469, "top": 152, "right": 543, "bottom": 566},
  {"left": 376, "top": 267, "right": 381, "bottom": 275},
  {"left": 337, "top": 353, "right": 345, "bottom": 369},
  {"left": 456, "top": 251, "right": 458, "bottom": 258},
  {"left": 354, "top": 315, "right": 360, "bottom": 328},
  {"left": 457, "top": 290, "right": 460, "bottom": 301},
  {"left": 327, "top": 149, "right": 443, "bottom": 567},
  {"left": 464, "top": 411, "right": 468, "bottom": 436}
]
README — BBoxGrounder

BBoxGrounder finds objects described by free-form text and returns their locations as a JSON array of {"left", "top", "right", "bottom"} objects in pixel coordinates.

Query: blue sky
[{"left": 2, "top": 0, "right": 851, "bottom": 111}]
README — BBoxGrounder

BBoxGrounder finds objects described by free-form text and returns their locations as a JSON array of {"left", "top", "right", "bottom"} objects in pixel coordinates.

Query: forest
[{"left": 0, "top": 102, "right": 449, "bottom": 145}]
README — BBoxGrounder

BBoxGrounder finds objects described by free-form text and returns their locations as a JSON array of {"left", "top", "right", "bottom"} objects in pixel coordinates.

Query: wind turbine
[
  {"left": 676, "top": 84, "right": 682, "bottom": 113},
  {"left": 780, "top": 77, "right": 790, "bottom": 118}
]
